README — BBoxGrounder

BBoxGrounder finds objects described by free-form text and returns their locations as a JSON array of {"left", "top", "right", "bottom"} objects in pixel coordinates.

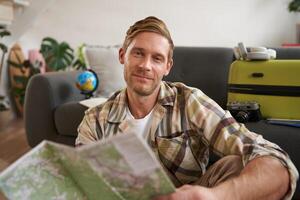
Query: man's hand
[{"left": 154, "top": 185, "right": 217, "bottom": 200}]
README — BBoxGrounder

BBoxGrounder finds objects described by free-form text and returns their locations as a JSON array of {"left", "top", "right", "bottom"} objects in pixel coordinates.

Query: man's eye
[
  {"left": 154, "top": 56, "right": 163, "bottom": 63},
  {"left": 133, "top": 51, "right": 143, "bottom": 57}
]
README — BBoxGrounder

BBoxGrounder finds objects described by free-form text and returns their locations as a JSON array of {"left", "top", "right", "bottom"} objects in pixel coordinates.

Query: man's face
[{"left": 119, "top": 32, "right": 173, "bottom": 97}]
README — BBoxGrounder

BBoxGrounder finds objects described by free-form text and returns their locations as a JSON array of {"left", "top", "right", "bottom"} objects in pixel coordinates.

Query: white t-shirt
[{"left": 123, "top": 107, "right": 154, "bottom": 139}]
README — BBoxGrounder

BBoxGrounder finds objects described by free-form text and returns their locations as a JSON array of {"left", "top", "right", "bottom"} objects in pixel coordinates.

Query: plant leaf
[
  {"left": 12, "top": 87, "right": 25, "bottom": 95},
  {"left": 0, "top": 43, "right": 7, "bottom": 52},
  {"left": 0, "top": 30, "right": 10, "bottom": 38},
  {"left": 40, "top": 37, "right": 75, "bottom": 71},
  {"left": 72, "top": 59, "right": 87, "bottom": 70},
  {"left": 13, "top": 75, "right": 28, "bottom": 86},
  {"left": 288, "top": 0, "right": 300, "bottom": 12}
]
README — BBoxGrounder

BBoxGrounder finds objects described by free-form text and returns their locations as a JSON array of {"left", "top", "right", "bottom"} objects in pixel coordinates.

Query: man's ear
[
  {"left": 119, "top": 48, "right": 125, "bottom": 64},
  {"left": 164, "top": 59, "right": 173, "bottom": 76}
]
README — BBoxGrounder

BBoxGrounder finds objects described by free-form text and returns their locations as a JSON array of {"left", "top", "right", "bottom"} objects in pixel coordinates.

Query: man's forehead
[{"left": 127, "top": 32, "right": 170, "bottom": 56}]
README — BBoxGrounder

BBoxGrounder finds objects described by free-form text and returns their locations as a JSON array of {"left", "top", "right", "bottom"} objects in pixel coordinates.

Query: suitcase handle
[{"left": 251, "top": 72, "right": 264, "bottom": 78}]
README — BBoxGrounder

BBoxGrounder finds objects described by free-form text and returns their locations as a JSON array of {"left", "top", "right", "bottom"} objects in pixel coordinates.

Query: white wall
[
  {"left": 17, "top": 0, "right": 299, "bottom": 52},
  {"left": 1, "top": 0, "right": 299, "bottom": 97}
]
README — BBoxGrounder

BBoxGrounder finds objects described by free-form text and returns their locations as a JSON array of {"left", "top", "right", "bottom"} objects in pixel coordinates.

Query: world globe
[{"left": 76, "top": 70, "right": 99, "bottom": 98}]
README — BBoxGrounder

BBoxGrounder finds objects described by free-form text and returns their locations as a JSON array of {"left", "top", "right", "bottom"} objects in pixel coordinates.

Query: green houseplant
[
  {"left": 289, "top": 0, "right": 300, "bottom": 12},
  {"left": 40, "top": 37, "right": 74, "bottom": 71},
  {"left": 72, "top": 43, "right": 87, "bottom": 70}
]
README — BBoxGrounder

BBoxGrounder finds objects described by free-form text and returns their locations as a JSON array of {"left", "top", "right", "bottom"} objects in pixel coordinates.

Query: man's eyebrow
[
  {"left": 153, "top": 52, "right": 166, "bottom": 61},
  {"left": 131, "top": 47, "right": 144, "bottom": 52},
  {"left": 153, "top": 53, "right": 164, "bottom": 58}
]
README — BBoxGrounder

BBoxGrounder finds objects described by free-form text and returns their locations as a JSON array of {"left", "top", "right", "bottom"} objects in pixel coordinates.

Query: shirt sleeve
[
  {"left": 75, "top": 108, "right": 99, "bottom": 146},
  {"left": 187, "top": 89, "right": 299, "bottom": 200},
  {"left": 214, "top": 112, "right": 298, "bottom": 200}
]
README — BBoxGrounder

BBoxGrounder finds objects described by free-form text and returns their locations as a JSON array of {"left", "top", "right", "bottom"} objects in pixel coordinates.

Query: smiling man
[
  {"left": 76, "top": 16, "right": 298, "bottom": 199},
  {"left": 120, "top": 31, "right": 172, "bottom": 119}
]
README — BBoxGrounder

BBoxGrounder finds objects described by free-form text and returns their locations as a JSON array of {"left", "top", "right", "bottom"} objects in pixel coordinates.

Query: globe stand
[{"left": 81, "top": 91, "right": 94, "bottom": 99}]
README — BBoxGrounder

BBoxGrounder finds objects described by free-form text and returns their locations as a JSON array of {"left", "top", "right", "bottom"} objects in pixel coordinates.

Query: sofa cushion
[
  {"left": 83, "top": 45, "right": 126, "bottom": 97},
  {"left": 54, "top": 102, "right": 88, "bottom": 137},
  {"left": 272, "top": 47, "right": 300, "bottom": 59}
]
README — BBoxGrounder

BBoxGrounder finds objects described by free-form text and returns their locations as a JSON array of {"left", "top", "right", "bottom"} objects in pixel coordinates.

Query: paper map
[{"left": 0, "top": 133, "right": 175, "bottom": 200}]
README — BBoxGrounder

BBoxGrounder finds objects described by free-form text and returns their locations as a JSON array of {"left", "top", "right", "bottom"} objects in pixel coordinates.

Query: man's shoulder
[
  {"left": 164, "top": 81, "right": 204, "bottom": 96},
  {"left": 159, "top": 81, "right": 207, "bottom": 107}
]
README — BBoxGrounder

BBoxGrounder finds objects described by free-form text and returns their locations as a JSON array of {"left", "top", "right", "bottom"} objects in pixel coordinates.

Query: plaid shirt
[{"left": 76, "top": 81, "right": 298, "bottom": 199}]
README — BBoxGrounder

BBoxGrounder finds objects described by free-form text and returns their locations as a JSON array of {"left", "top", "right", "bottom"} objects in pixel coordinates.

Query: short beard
[{"left": 132, "top": 87, "right": 154, "bottom": 96}]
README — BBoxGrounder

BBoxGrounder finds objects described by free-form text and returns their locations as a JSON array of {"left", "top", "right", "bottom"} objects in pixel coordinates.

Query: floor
[{"left": 0, "top": 110, "right": 31, "bottom": 200}]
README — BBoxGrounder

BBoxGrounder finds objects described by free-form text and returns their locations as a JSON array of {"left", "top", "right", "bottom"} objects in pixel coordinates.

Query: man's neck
[{"left": 126, "top": 88, "right": 159, "bottom": 119}]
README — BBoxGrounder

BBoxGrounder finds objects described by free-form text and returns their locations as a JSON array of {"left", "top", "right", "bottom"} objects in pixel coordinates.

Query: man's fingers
[{"left": 176, "top": 184, "right": 193, "bottom": 191}]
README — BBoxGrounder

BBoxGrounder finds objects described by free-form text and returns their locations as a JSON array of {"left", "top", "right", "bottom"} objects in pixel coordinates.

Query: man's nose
[{"left": 139, "top": 56, "right": 152, "bottom": 70}]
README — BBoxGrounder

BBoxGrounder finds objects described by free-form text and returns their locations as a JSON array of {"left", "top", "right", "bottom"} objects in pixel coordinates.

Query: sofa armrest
[{"left": 24, "top": 71, "right": 85, "bottom": 147}]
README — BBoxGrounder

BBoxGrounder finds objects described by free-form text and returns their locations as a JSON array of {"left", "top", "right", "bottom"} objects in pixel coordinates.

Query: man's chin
[
  {"left": 131, "top": 85, "right": 156, "bottom": 96},
  {"left": 133, "top": 89, "right": 153, "bottom": 96}
]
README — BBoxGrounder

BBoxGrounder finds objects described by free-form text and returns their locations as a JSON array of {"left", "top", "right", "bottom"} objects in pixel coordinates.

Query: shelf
[
  {"left": 0, "top": 2, "right": 13, "bottom": 27},
  {"left": 282, "top": 43, "right": 300, "bottom": 47},
  {"left": 13, "top": 0, "right": 30, "bottom": 7},
  {"left": 0, "top": 0, "right": 30, "bottom": 27}
]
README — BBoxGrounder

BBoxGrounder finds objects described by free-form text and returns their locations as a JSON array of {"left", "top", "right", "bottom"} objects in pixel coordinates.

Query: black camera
[{"left": 227, "top": 101, "right": 262, "bottom": 123}]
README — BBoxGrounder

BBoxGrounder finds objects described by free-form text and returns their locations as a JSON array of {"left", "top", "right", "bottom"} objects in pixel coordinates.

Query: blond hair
[{"left": 122, "top": 16, "right": 174, "bottom": 59}]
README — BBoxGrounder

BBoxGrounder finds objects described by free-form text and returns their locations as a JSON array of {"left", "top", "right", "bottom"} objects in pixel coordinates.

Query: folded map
[{"left": 0, "top": 133, "right": 175, "bottom": 200}]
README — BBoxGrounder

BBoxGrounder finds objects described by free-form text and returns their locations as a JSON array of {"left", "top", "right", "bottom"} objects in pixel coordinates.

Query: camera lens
[{"left": 235, "top": 111, "right": 249, "bottom": 123}]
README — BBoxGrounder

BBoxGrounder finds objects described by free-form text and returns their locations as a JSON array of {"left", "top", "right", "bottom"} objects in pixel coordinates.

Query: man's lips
[{"left": 132, "top": 74, "right": 153, "bottom": 80}]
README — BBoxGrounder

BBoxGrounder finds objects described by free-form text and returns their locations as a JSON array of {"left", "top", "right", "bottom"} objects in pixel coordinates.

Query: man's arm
[
  {"left": 155, "top": 156, "right": 289, "bottom": 200},
  {"left": 213, "top": 156, "right": 289, "bottom": 200}
]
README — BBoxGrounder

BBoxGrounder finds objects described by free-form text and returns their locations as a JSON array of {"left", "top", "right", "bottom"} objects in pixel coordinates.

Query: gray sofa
[{"left": 24, "top": 47, "right": 300, "bottom": 199}]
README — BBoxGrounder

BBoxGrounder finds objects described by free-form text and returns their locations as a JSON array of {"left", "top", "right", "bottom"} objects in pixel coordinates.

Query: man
[{"left": 76, "top": 16, "right": 298, "bottom": 199}]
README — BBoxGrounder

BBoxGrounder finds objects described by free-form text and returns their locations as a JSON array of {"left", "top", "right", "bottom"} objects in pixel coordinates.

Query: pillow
[{"left": 83, "top": 45, "right": 126, "bottom": 97}]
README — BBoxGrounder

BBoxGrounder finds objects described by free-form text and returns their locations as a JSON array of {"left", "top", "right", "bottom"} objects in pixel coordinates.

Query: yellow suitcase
[{"left": 227, "top": 60, "right": 300, "bottom": 119}]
